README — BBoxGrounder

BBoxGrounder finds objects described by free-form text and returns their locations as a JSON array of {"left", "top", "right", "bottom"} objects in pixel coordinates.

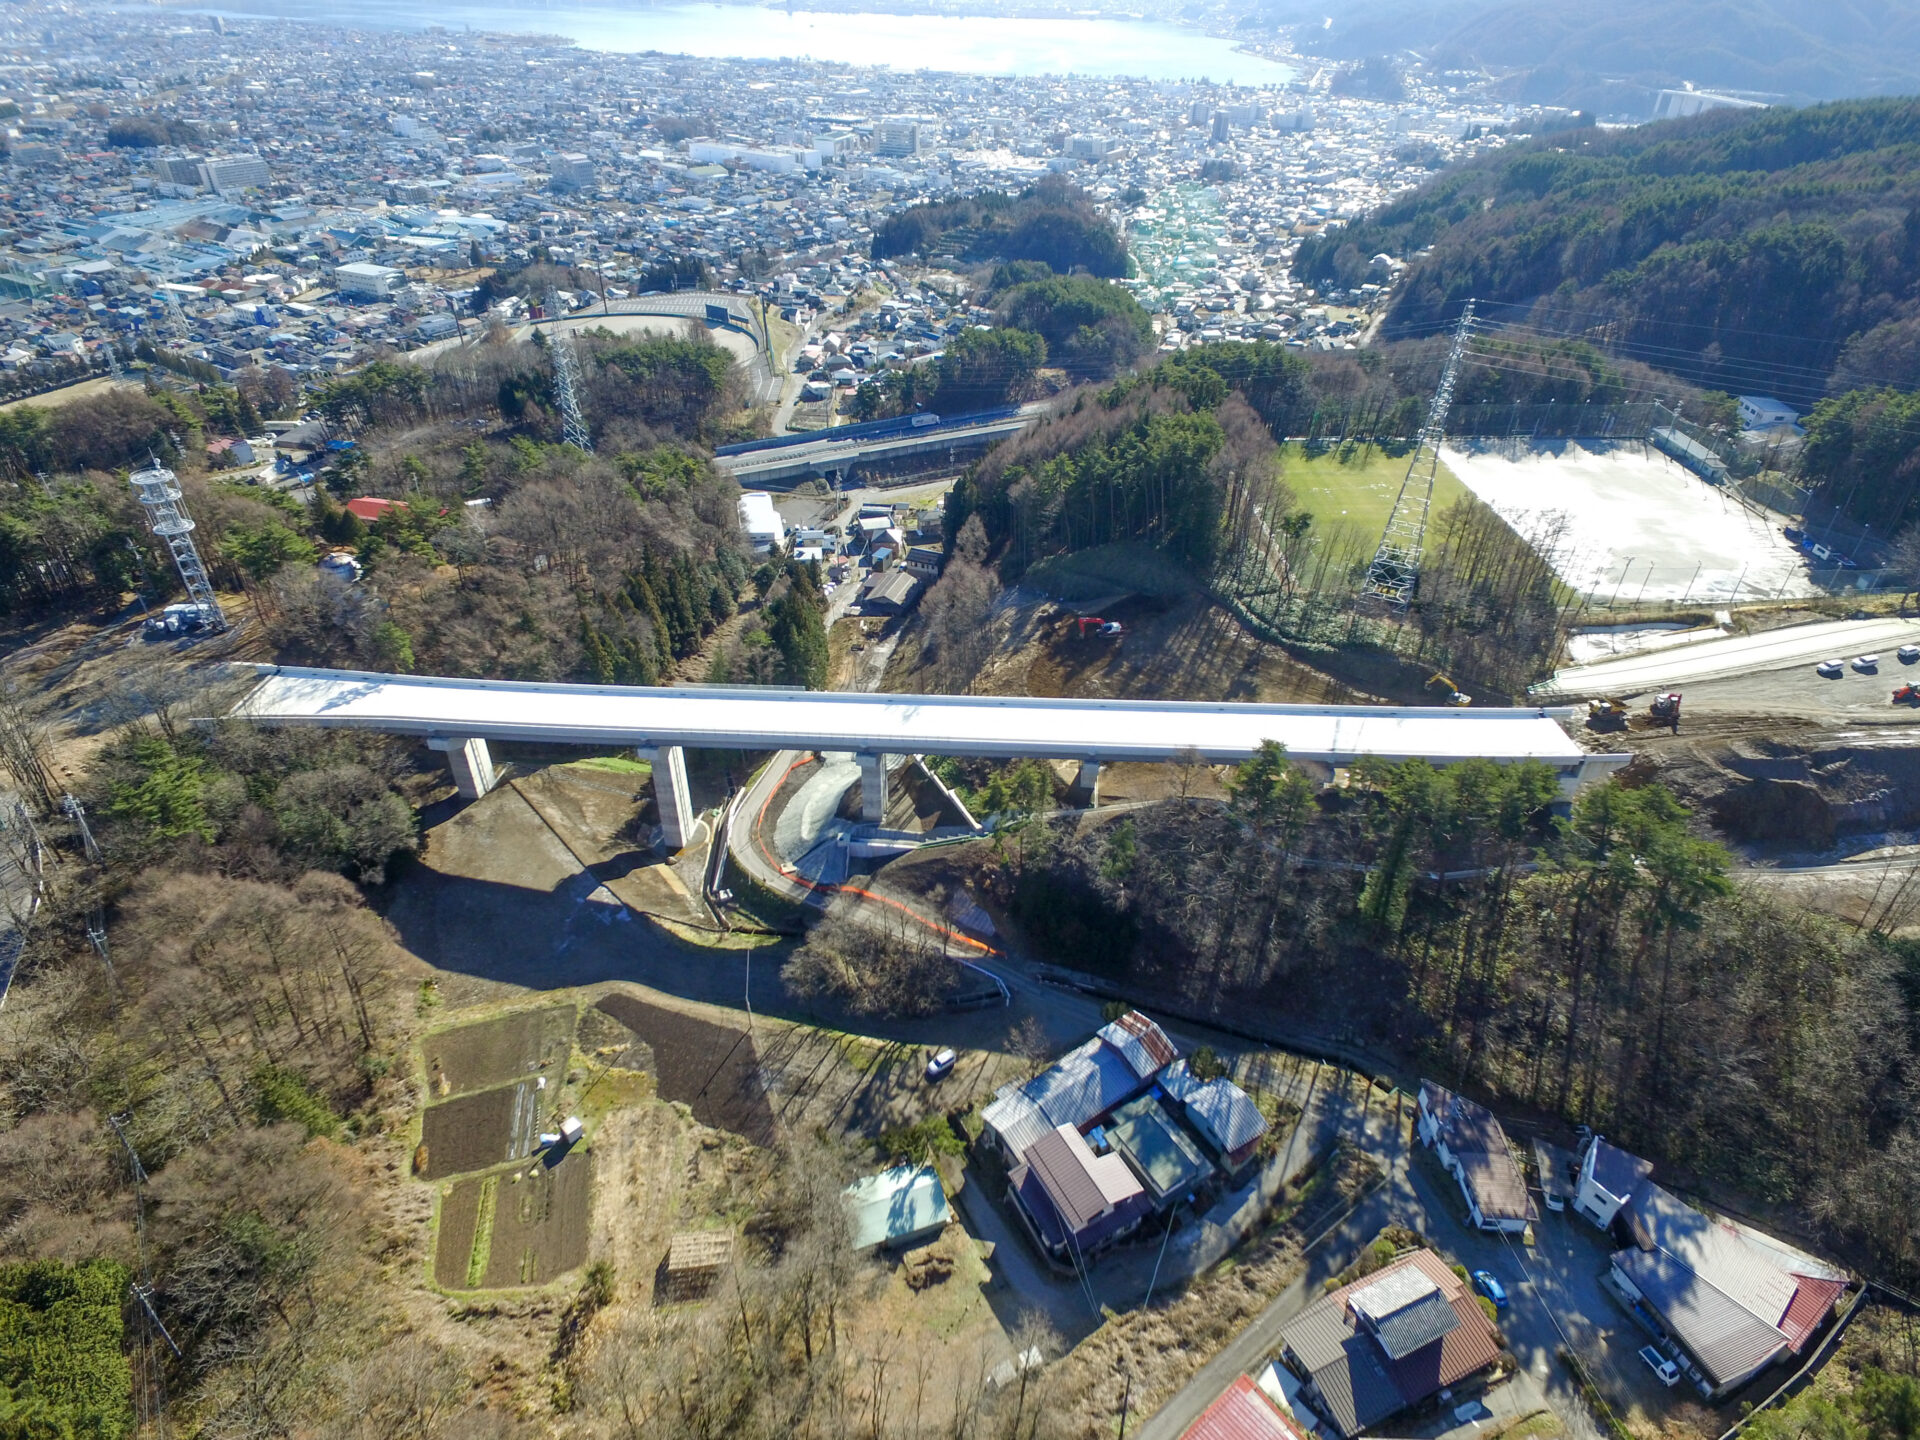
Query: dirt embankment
[
  {"left": 1619, "top": 722, "right": 1920, "bottom": 853},
  {"left": 888, "top": 590, "right": 1410, "bottom": 707}
]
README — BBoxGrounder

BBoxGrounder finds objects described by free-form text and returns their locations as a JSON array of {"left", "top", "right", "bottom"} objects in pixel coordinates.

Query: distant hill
[
  {"left": 1294, "top": 99, "right": 1920, "bottom": 404},
  {"left": 1247, "top": 0, "right": 1920, "bottom": 113}
]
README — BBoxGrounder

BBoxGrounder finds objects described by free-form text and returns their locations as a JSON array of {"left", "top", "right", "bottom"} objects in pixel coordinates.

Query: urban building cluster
[{"left": 0, "top": 2, "right": 1564, "bottom": 397}]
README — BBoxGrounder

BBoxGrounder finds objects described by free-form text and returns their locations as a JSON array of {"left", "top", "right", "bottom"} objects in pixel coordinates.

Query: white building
[
  {"left": 549, "top": 152, "right": 595, "bottom": 190},
  {"left": 872, "top": 120, "right": 929, "bottom": 158},
  {"left": 202, "top": 154, "right": 271, "bottom": 193},
  {"left": 334, "top": 262, "right": 404, "bottom": 300},
  {"left": 737, "top": 490, "right": 786, "bottom": 553},
  {"left": 688, "top": 141, "right": 818, "bottom": 174},
  {"left": 1574, "top": 1136, "right": 1653, "bottom": 1231},
  {"left": 1738, "top": 395, "right": 1801, "bottom": 435},
  {"left": 1651, "top": 89, "right": 1767, "bottom": 122}
]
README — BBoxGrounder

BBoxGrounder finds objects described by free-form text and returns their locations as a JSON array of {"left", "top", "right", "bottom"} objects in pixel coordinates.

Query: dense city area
[{"left": 0, "top": 5, "right": 1546, "bottom": 386}]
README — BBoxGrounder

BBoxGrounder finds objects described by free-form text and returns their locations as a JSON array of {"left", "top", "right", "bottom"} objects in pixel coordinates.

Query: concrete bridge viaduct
[{"left": 228, "top": 666, "right": 1627, "bottom": 849}]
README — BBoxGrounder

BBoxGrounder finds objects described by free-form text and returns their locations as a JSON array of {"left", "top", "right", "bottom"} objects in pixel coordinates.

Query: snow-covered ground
[{"left": 1439, "top": 441, "right": 1822, "bottom": 603}]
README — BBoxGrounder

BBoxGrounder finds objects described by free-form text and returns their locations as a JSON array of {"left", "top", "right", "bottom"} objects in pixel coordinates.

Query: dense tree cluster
[
  {"left": 947, "top": 371, "right": 1280, "bottom": 581},
  {"left": 871, "top": 177, "right": 1131, "bottom": 278},
  {"left": 988, "top": 266, "right": 1154, "bottom": 379},
  {"left": 1801, "top": 386, "right": 1920, "bottom": 533},
  {"left": 1300, "top": 99, "right": 1920, "bottom": 403}
]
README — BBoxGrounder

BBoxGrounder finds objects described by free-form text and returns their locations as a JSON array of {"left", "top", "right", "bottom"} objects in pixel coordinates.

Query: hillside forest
[{"left": 1296, "top": 97, "right": 1920, "bottom": 535}]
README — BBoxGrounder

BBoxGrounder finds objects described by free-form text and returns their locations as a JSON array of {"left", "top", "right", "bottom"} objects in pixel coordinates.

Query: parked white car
[
  {"left": 1900, "top": 644, "right": 1920, "bottom": 663},
  {"left": 1639, "top": 1346, "right": 1682, "bottom": 1386}
]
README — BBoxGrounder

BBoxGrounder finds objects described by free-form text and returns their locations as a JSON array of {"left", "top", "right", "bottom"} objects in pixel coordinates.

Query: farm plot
[
  {"left": 593, "top": 993, "right": 775, "bottom": 1143},
  {"left": 434, "top": 1150, "right": 594, "bottom": 1290},
  {"left": 418, "top": 1079, "right": 544, "bottom": 1179},
  {"left": 423, "top": 1004, "right": 577, "bottom": 1099}
]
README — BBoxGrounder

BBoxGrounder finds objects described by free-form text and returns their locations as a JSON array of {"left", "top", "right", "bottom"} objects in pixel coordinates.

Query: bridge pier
[
  {"left": 636, "top": 745, "right": 694, "bottom": 851},
  {"left": 428, "top": 736, "right": 496, "bottom": 800},
  {"left": 1069, "top": 760, "right": 1102, "bottom": 808},
  {"left": 857, "top": 753, "right": 889, "bottom": 825}
]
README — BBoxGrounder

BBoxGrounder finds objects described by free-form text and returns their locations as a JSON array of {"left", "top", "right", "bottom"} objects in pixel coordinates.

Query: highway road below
[{"left": 1536, "top": 615, "right": 1920, "bottom": 698}]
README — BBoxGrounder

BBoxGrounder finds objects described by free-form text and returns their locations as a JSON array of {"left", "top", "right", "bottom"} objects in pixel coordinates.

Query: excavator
[
  {"left": 1426, "top": 673, "right": 1472, "bottom": 707},
  {"left": 1586, "top": 697, "right": 1629, "bottom": 731},
  {"left": 1650, "top": 692, "right": 1683, "bottom": 732},
  {"left": 1076, "top": 617, "right": 1125, "bottom": 638}
]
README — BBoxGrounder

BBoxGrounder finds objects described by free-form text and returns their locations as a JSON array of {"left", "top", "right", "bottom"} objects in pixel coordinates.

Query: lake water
[{"left": 187, "top": 0, "right": 1296, "bottom": 83}]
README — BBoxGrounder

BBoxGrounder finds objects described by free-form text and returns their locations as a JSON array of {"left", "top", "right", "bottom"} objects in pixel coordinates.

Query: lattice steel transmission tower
[
  {"left": 543, "top": 288, "right": 593, "bottom": 453},
  {"left": 129, "top": 462, "right": 226, "bottom": 631},
  {"left": 1358, "top": 299, "right": 1477, "bottom": 611}
]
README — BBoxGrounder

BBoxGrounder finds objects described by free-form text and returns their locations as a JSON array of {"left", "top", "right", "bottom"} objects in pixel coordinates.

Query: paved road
[{"left": 1536, "top": 616, "right": 1920, "bottom": 698}]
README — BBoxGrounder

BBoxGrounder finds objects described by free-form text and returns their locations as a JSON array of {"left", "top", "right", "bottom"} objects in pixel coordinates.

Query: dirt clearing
[
  {"left": 419, "top": 1080, "right": 543, "bottom": 1179},
  {"left": 434, "top": 1149, "right": 594, "bottom": 1289},
  {"left": 593, "top": 993, "right": 776, "bottom": 1143},
  {"left": 423, "top": 1004, "right": 577, "bottom": 1098}
]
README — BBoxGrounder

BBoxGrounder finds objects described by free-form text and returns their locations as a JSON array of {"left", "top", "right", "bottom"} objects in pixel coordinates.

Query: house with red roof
[
  {"left": 1180, "top": 1373, "right": 1308, "bottom": 1440},
  {"left": 345, "top": 496, "right": 407, "bottom": 523}
]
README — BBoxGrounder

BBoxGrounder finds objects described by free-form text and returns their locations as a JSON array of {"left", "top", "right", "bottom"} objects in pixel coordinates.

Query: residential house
[
  {"left": 980, "top": 1011, "right": 1177, "bottom": 1162},
  {"left": 1278, "top": 1249, "right": 1502, "bottom": 1438},
  {"left": 1160, "top": 1059, "right": 1271, "bottom": 1175},
  {"left": 1179, "top": 1374, "right": 1307, "bottom": 1440},
  {"left": 902, "top": 544, "right": 945, "bottom": 580},
  {"left": 1609, "top": 1183, "right": 1847, "bottom": 1399},
  {"left": 1007, "top": 1122, "right": 1150, "bottom": 1265},
  {"left": 1574, "top": 1138, "right": 1653, "bottom": 1232},
  {"left": 1417, "top": 1081, "right": 1534, "bottom": 1233}
]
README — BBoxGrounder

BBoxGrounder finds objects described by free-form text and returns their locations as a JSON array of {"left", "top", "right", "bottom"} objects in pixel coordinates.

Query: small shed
[
  {"left": 843, "top": 1164, "right": 951, "bottom": 1253},
  {"left": 660, "top": 1230, "right": 734, "bottom": 1301}
]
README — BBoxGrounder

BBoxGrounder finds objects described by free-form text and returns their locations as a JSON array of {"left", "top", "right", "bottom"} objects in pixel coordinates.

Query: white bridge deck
[{"left": 230, "top": 666, "right": 1623, "bottom": 778}]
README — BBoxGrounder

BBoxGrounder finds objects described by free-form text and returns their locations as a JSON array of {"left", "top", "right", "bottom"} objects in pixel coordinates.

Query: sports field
[
  {"left": 1440, "top": 440, "right": 1820, "bottom": 603},
  {"left": 1278, "top": 441, "right": 1470, "bottom": 547}
]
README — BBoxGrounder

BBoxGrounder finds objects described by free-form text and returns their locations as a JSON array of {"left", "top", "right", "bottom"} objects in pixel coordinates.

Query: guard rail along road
[{"left": 227, "top": 666, "right": 1629, "bottom": 847}]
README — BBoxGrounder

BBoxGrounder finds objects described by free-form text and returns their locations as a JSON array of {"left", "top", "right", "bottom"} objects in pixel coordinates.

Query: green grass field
[{"left": 1279, "top": 441, "right": 1469, "bottom": 548}]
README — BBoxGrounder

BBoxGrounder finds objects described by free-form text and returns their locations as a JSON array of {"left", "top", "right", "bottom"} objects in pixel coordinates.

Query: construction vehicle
[
  {"left": 1426, "top": 673, "right": 1472, "bottom": 707},
  {"left": 1076, "top": 617, "right": 1124, "bottom": 638},
  {"left": 1894, "top": 684, "right": 1920, "bottom": 705},
  {"left": 1649, "top": 692, "right": 1683, "bottom": 732},
  {"left": 1586, "top": 697, "right": 1629, "bottom": 730}
]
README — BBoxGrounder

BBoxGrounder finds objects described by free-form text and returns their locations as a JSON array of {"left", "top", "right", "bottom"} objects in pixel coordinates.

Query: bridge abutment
[
  {"left": 636, "top": 745, "right": 695, "bottom": 851},
  {"left": 429, "top": 736, "right": 496, "bottom": 800}
]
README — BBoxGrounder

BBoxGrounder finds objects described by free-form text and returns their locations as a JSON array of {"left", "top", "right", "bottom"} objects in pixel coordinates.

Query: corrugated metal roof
[
  {"left": 1617, "top": 1183, "right": 1801, "bottom": 1387},
  {"left": 1419, "top": 1079, "right": 1533, "bottom": 1224},
  {"left": 1187, "top": 1078, "right": 1271, "bottom": 1156},
  {"left": 984, "top": 1034, "right": 1152, "bottom": 1161},
  {"left": 842, "top": 1164, "right": 950, "bottom": 1252},
  {"left": 981, "top": 1087, "right": 1052, "bottom": 1160},
  {"left": 1099, "top": 1011, "right": 1178, "bottom": 1076},
  {"left": 1588, "top": 1138, "right": 1654, "bottom": 1201},
  {"left": 1024, "top": 1125, "right": 1130, "bottom": 1233},
  {"left": 1180, "top": 1374, "right": 1307, "bottom": 1440}
]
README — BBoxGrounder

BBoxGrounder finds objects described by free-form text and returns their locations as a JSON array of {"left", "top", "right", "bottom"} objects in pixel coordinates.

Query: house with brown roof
[
  {"left": 1417, "top": 1081, "right": 1535, "bottom": 1234},
  {"left": 1007, "top": 1122, "right": 1151, "bottom": 1266},
  {"left": 1609, "top": 1182, "right": 1847, "bottom": 1399},
  {"left": 1277, "top": 1250, "right": 1502, "bottom": 1438}
]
